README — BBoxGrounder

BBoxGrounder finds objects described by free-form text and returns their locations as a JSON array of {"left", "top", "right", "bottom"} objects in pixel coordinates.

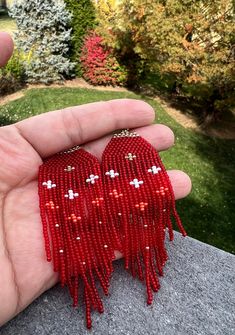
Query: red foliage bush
[{"left": 80, "top": 32, "right": 127, "bottom": 86}]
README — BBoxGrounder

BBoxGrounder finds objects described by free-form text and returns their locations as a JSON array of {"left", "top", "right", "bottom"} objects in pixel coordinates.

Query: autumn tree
[{"left": 99, "top": 0, "right": 235, "bottom": 121}]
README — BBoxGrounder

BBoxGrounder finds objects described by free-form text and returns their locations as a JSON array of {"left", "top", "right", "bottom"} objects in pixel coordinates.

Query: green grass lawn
[
  {"left": 0, "top": 14, "right": 17, "bottom": 35},
  {"left": 0, "top": 87, "right": 234, "bottom": 254}
]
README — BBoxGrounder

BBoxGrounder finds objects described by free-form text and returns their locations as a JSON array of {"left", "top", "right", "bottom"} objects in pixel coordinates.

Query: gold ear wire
[
  {"left": 58, "top": 145, "right": 81, "bottom": 154},
  {"left": 113, "top": 129, "right": 139, "bottom": 138}
]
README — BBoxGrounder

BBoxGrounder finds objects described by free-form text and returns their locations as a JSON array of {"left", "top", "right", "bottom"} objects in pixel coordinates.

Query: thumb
[{"left": 0, "top": 32, "right": 14, "bottom": 67}]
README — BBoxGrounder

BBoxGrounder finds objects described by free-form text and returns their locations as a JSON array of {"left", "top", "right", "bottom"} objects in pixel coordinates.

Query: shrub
[
  {"left": 0, "top": 50, "right": 26, "bottom": 96},
  {"left": 94, "top": 0, "right": 117, "bottom": 40},
  {"left": 94, "top": 0, "right": 144, "bottom": 86},
  {"left": 4, "top": 49, "right": 25, "bottom": 80},
  {"left": 10, "top": 0, "right": 74, "bottom": 84},
  {"left": 64, "top": 0, "right": 96, "bottom": 76},
  {"left": 80, "top": 32, "right": 128, "bottom": 86}
]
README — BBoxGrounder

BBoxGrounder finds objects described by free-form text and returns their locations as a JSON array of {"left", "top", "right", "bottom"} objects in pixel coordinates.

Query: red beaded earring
[
  {"left": 38, "top": 146, "right": 120, "bottom": 328},
  {"left": 101, "top": 130, "right": 186, "bottom": 305}
]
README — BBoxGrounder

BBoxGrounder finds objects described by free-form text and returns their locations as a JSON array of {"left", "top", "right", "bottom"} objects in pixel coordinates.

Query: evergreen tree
[
  {"left": 10, "top": 0, "right": 74, "bottom": 83},
  {"left": 64, "top": 0, "right": 96, "bottom": 75}
]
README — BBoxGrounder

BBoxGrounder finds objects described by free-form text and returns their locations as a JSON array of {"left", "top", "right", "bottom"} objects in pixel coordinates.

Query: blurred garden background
[{"left": 0, "top": 0, "right": 234, "bottom": 254}]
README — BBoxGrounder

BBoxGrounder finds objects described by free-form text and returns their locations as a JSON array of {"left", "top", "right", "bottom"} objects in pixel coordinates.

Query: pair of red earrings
[{"left": 38, "top": 129, "right": 186, "bottom": 328}]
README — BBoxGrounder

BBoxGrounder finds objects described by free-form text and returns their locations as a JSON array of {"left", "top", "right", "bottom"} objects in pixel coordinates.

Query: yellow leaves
[
  {"left": 163, "top": 63, "right": 184, "bottom": 74},
  {"left": 185, "top": 24, "right": 193, "bottom": 33},
  {"left": 187, "top": 73, "right": 204, "bottom": 83},
  {"left": 25, "top": 46, "right": 36, "bottom": 64},
  {"left": 136, "top": 6, "right": 145, "bottom": 20},
  {"left": 94, "top": 0, "right": 118, "bottom": 11}
]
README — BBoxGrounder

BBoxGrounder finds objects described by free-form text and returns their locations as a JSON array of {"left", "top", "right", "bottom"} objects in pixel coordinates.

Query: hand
[{"left": 0, "top": 32, "right": 191, "bottom": 326}]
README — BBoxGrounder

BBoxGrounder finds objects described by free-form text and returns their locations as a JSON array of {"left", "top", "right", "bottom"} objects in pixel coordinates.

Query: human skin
[{"left": 0, "top": 32, "right": 191, "bottom": 326}]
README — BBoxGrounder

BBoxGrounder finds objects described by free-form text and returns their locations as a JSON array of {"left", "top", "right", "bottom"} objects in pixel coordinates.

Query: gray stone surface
[{"left": 0, "top": 233, "right": 234, "bottom": 335}]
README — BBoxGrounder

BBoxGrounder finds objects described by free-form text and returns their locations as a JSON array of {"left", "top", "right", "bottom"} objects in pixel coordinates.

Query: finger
[
  {"left": 167, "top": 170, "right": 192, "bottom": 200},
  {"left": 15, "top": 99, "right": 155, "bottom": 157},
  {"left": 83, "top": 124, "right": 174, "bottom": 160},
  {"left": 114, "top": 170, "right": 191, "bottom": 260},
  {"left": 0, "top": 32, "right": 14, "bottom": 67}
]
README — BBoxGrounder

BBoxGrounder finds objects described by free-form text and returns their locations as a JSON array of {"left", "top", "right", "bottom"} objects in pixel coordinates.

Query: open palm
[{"left": 0, "top": 33, "right": 191, "bottom": 326}]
